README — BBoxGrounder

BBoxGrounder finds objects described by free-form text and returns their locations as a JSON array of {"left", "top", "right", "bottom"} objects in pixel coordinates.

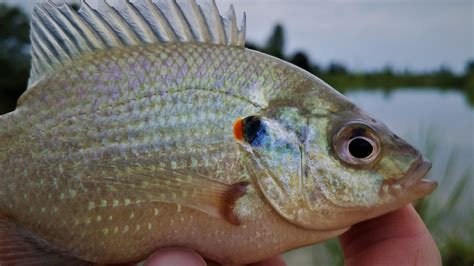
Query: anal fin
[{"left": 0, "top": 215, "right": 93, "bottom": 266}]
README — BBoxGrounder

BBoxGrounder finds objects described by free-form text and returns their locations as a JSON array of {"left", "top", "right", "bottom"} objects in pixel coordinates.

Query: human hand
[
  {"left": 339, "top": 204, "right": 441, "bottom": 266},
  {"left": 144, "top": 205, "right": 441, "bottom": 266},
  {"left": 143, "top": 248, "right": 285, "bottom": 266}
]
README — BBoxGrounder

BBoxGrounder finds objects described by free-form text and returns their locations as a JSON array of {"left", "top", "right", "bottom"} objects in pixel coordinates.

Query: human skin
[{"left": 144, "top": 205, "right": 441, "bottom": 266}]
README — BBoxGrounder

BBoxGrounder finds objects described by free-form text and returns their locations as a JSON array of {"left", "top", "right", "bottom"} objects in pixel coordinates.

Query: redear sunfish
[{"left": 0, "top": 0, "right": 437, "bottom": 264}]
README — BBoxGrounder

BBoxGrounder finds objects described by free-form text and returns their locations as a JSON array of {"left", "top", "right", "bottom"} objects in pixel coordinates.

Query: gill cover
[{"left": 235, "top": 115, "right": 330, "bottom": 230}]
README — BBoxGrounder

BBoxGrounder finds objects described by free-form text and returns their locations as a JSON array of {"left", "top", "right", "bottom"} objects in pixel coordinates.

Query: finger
[
  {"left": 144, "top": 247, "right": 206, "bottom": 266},
  {"left": 339, "top": 205, "right": 441, "bottom": 266},
  {"left": 249, "top": 255, "right": 286, "bottom": 266}
]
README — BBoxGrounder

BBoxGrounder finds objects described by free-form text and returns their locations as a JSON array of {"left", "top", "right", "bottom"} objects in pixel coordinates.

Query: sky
[{"left": 3, "top": 0, "right": 473, "bottom": 73}]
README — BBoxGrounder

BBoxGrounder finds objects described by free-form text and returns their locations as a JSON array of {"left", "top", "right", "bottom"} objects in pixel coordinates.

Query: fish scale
[{"left": 12, "top": 48, "right": 258, "bottom": 165}]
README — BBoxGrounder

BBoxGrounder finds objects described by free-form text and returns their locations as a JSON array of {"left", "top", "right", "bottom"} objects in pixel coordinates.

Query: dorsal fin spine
[
  {"left": 30, "top": 44, "right": 51, "bottom": 76},
  {"left": 210, "top": 0, "right": 225, "bottom": 45},
  {"left": 30, "top": 20, "right": 61, "bottom": 67},
  {"left": 32, "top": 8, "right": 70, "bottom": 64},
  {"left": 190, "top": 0, "right": 211, "bottom": 42},
  {"left": 59, "top": 4, "right": 104, "bottom": 51},
  {"left": 237, "top": 13, "right": 246, "bottom": 47},
  {"left": 120, "top": 1, "right": 159, "bottom": 43},
  {"left": 39, "top": 4, "right": 80, "bottom": 57},
  {"left": 144, "top": 0, "right": 179, "bottom": 42},
  {"left": 227, "top": 5, "right": 238, "bottom": 46},
  {"left": 80, "top": 1, "right": 124, "bottom": 48},
  {"left": 45, "top": 2, "right": 92, "bottom": 54},
  {"left": 28, "top": 0, "right": 247, "bottom": 88},
  {"left": 169, "top": 0, "right": 195, "bottom": 42},
  {"left": 98, "top": 1, "right": 140, "bottom": 46}
]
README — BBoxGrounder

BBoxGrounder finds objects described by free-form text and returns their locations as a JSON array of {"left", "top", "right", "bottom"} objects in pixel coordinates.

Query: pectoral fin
[
  {"left": 0, "top": 214, "right": 93, "bottom": 265},
  {"left": 82, "top": 163, "right": 249, "bottom": 225}
]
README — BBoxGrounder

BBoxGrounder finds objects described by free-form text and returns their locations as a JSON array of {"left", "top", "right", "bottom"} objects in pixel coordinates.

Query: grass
[{"left": 412, "top": 129, "right": 474, "bottom": 266}]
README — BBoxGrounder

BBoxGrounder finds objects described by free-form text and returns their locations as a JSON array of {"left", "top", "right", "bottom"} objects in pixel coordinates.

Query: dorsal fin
[{"left": 28, "top": 0, "right": 247, "bottom": 87}]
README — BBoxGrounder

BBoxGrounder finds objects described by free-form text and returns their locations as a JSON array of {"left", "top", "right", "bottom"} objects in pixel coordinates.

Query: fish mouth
[
  {"left": 381, "top": 157, "right": 437, "bottom": 198},
  {"left": 403, "top": 157, "right": 435, "bottom": 188}
]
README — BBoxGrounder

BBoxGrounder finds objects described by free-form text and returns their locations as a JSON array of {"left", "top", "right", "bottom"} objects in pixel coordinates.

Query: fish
[{"left": 0, "top": 0, "right": 437, "bottom": 265}]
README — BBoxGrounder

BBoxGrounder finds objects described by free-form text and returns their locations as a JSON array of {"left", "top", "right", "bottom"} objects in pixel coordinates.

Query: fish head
[
  {"left": 237, "top": 68, "right": 436, "bottom": 231},
  {"left": 300, "top": 103, "right": 436, "bottom": 230}
]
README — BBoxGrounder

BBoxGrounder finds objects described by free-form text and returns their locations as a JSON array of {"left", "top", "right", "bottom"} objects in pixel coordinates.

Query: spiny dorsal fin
[{"left": 28, "top": 0, "right": 247, "bottom": 87}]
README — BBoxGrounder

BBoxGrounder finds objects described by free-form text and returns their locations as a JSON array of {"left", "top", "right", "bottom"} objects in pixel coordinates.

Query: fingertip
[
  {"left": 144, "top": 247, "right": 206, "bottom": 266},
  {"left": 339, "top": 205, "right": 441, "bottom": 266},
  {"left": 340, "top": 205, "right": 424, "bottom": 247}
]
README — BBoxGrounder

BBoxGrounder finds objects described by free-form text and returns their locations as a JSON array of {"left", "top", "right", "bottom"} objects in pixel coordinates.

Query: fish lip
[
  {"left": 399, "top": 156, "right": 437, "bottom": 195},
  {"left": 403, "top": 156, "right": 432, "bottom": 185},
  {"left": 381, "top": 156, "right": 437, "bottom": 198}
]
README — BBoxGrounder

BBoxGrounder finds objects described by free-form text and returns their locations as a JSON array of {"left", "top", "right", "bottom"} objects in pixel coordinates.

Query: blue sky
[{"left": 5, "top": 0, "right": 473, "bottom": 73}]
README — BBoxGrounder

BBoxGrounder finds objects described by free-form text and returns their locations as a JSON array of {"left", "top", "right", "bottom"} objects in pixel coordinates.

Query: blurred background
[{"left": 0, "top": 0, "right": 473, "bottom": 265}]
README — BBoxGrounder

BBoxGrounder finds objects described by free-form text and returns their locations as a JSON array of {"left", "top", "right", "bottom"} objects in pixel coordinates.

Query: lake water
[{"left": 285, "top": 88, "right": 473, "bottom": 265}]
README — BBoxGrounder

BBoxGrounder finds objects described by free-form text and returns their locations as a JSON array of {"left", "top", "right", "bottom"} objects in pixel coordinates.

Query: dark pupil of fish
[
  {"left": 348, "top": 137, "right": 373, "bottom": 158},
  {"left": 243, "top": 116, "right": 267, "bottom": 147}
]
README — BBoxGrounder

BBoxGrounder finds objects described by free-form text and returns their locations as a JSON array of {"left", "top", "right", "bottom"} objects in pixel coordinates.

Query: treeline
[{"left": 246, "top": 24, "right": 474, "bottom": 105}]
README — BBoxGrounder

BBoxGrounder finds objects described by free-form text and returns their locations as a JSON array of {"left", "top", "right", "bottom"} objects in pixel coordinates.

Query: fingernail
[{"left": 144, "top": 247, "right": 206, "bottom": 266}]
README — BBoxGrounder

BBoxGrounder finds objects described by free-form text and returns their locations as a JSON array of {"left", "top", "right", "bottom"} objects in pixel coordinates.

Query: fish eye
[
  {"left": 332, "top": 122, "right": 381, "bottom": 167},
  {"left": 348, "top": 137, "right": 374, "bottom": 159}
]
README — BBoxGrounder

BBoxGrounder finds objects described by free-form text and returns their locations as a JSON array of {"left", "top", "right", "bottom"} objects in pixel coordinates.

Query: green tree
[
  {"left": 327, "top": 62, "right": 347, "bottom": 75},
  {"left": 463, "top": 60, "right": 474, "bottom": 105},
  {"left": 264, "top": 24, "right": 285, "bottom": 59},
  {"left": 290, "top": 51, "right": 311, "bottom": 71}
]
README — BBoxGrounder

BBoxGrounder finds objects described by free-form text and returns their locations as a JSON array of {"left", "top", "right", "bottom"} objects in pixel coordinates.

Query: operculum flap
[
  {"left": 239, "top": 117, "right": 317, "bottom": 228},
  {"left": 240, "top": 118, "right": 349, "bottom": 230},
  {"left": 246, "top": 151, "right": 348, "bottom": 230}
]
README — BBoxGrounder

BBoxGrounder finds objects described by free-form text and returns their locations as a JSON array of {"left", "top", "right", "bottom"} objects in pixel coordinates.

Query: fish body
[
  {"left": 0, "top": 1, "right": 436, "bottom": 265},
  {"left": 1, "top": 44, "right": 343, "bottom": 264}
]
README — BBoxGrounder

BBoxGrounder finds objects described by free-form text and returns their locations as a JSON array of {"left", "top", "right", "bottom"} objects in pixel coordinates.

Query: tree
[
  {"left": 264, "top": 24, "right": 285, "bottom": 59},
  {"left": 465, "top": 60, "right": 474, "bottom": 74},
  {"left": 290, "top": 51, "right": 311, "bottom": 71},
  {"left": 463, "top": 60, "right": 474, "bottom": 105},
  {"left": 327, "top": 62, "right": 347, "bottom": 75}
]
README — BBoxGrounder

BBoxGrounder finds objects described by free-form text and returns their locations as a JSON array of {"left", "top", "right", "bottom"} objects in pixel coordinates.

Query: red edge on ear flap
[{"left": 233, "top": 118, "right": 244, "bottom": 141}]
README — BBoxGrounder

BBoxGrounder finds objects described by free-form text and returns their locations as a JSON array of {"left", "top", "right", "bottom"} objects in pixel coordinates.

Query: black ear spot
[{"left": 242, "top": 116, "right": 267, "bottom": 146}]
